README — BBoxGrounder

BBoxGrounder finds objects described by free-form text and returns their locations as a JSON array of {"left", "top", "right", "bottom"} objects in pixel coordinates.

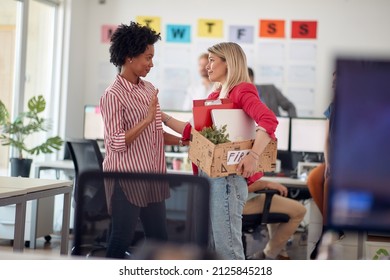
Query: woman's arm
[
  {"left": 161, "top": 112, "right": 191, "bottom": 146},
  {"left": 237, "top": 128, "right": 271, "bottom": 178},
  {"left": 163, "top": 132, "right": 189, "bottom": 146},
  {"left": 161, "top": 111, "right": 188, "bottom": 134},
  {"left": 124, "top": 93, "right": 157, "bottom": 145},
  {"left": 248, "top": 179, "right": 288, "bottom": 196},
  {"left": 233, "top": 84, "right": 278, "bottom": 178}
]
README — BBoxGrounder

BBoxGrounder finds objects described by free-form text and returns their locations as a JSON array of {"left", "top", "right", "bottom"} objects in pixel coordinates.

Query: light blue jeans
[{"left": 200, "top": 171, "right": 248, "bottom": 260}]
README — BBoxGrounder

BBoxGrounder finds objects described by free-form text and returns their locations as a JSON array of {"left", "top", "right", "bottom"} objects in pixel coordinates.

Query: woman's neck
[{"left": 120, "top": 69, "right": 139, "bottom": 84}]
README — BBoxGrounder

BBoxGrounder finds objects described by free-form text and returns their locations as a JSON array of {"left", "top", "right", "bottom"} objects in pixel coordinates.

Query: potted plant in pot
[{"left": 0, "top": 95, "right": 63, "bottom": 177}]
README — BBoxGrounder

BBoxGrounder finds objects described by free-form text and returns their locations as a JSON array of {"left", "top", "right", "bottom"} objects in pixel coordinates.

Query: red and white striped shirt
[{"left": 100, "top": 74, "right": 170, "bottom": 211}]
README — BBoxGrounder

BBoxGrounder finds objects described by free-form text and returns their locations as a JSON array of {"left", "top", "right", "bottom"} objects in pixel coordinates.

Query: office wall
[{"left": 64, "top": 0, "right": 390, "bottom": 139}]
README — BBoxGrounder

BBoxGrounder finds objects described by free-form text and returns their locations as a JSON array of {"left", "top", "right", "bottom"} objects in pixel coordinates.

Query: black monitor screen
[{"left": 328, "top": 57, "right": 390, "bottom": 233}]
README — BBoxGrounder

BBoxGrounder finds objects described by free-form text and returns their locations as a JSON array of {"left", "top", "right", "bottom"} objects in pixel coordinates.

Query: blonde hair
[{"left": 207, "top": 42, "right": 251, "bottom": 98}]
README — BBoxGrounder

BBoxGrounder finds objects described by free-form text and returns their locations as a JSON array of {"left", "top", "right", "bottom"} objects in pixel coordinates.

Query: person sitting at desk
[
  {"left": 244, "top": 175, "right": 306, "bottom": 260},
  {"left": 248, "top": 67, "right": 297, "bottom": 117}
]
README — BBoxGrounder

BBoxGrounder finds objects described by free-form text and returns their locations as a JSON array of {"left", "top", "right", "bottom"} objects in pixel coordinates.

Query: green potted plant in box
[{"left": 0, "top": 95, "right": 63, "bottom": 177}]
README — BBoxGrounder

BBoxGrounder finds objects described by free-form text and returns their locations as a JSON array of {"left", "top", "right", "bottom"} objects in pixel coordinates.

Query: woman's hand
[
  {"left": 146, "top": 92, "right": 158, "bottom": 124},
  {"left": 248, "top": 179, "right": 288, "bottom": 197},
  {"left": 236, "top": 153, "right": 258, "bottom": 178},
  {"left": 266, "top": 181, "right": 288, "bottom": 197}
]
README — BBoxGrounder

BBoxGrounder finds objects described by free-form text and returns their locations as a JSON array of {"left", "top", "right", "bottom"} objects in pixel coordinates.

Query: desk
[
  {"left": 34, "top": 160, "right": 75, "bottom": 179},
  {"left": 29, "top": 160, "right": 75, "bottom": 249},
  {"left": 0, "top": 188, "right": 27, "bottom": 253},
  {"left": 262, "top": 176, "right": 307, "bottom": 188},
  {"left": 0, "top": 176, "right": 72, "bottom": 255},
  {"left": 262, "top": 176, "right": 310, "bottom": 201}
]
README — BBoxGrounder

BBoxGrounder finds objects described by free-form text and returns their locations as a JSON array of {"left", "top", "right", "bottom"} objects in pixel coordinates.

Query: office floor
[
  {"left": 287, "top": 231, "right": 308, "bottom": 260},
  {"left": 0, "top": 229, "right": 308, "bottom": 260},
  {"left": 0, "top": 235, "right": 67, "bottom": 257}
]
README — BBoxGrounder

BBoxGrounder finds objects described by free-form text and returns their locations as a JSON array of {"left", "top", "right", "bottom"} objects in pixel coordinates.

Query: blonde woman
[{"left": 163, "top": 42, "right": 277, "bottom": 259}]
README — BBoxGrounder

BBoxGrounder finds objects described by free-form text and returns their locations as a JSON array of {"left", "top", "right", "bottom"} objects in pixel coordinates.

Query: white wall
[{"left": 64, "top": 0, "right": 390, "bottom": 139}]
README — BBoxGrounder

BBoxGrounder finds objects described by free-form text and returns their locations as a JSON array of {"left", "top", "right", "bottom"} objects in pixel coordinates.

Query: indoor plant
[
  {"left": 373, "top": 248, "right": 390, "bottom": 260},
  {"left": 0, "top": 95, "right": 63, "bottom": 177}
]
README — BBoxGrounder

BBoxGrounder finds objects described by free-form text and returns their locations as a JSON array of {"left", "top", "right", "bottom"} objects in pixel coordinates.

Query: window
[
  {"left": 0, "top": 0, "right": 61, "bottom": 174},
  {"left": 0, "top": 0, "right": 17, "bottom": 173}
]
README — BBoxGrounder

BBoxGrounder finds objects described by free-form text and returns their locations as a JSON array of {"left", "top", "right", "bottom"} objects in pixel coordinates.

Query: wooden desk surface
[
  {"left": 0, "top": 176, "right": 73, "bottom": 254},
  {"left": 0, "top": 176, "right": 72, "bottom": 192},
  {"left": 262, "top": 176, "right": 307, "bottom": 188},
  {"left": 0, "top": 187, "right": 26, "bottom": 199}
]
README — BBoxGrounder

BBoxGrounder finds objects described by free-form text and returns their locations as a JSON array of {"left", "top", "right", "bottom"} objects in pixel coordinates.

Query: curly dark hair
[{"left": 109, "top": 21, "right": 161, "bottom": 67}]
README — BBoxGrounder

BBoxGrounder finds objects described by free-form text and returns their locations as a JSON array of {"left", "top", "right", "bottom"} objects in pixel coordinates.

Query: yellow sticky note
[
  {"left": 198, "top": 19, "right": 223, "bottom": 38},
  {"left": 136, "top": 16, "right": 161, "bottom": 33}
]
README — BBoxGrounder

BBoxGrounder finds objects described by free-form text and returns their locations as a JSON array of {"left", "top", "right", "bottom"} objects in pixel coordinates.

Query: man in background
[
  {"left": 183, "top": 53, "right": 213, "bottom": 111},
  {"left": 248, "top": 67, "right": 297, "bottom": 117}
]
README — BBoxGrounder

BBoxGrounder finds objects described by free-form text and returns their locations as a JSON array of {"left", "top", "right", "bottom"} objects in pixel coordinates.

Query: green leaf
[
  {"left": 28, "top": 95, "right": 46, "bottom": 114},
  {"left": 200, "top": 125, "right": 230, "bottom": 144},
  {"left": 373, "top": 248, "right": 390, "bottom": 259},
  {"left": 0, "top": 100, "right": 10, "bottom": 125},
  {"left": 0, "top": 95, "right": 63, "bottom": 158},
  {"left": 28, "top": 136, "right": 64, "bottom": 156}
]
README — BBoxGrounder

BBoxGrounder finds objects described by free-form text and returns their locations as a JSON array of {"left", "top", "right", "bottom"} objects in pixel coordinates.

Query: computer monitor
[
  {"left": 83, "top": 105, "right": 104, "bottom": 140},
  {"left": 275, "top": 117, "right": 290, "bottom": 151},
  {"left": 328, "top": 57, "right": 390, "bottom": 233},
  {"left": 162, "top": 110, "right": 193, "bottom": 137},
  {"left": 290, "top": 118, "right": 327, "bottom": 153}
]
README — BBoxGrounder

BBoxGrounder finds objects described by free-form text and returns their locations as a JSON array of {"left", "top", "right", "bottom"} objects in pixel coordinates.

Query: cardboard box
[{"left": 188, "top": 128, "right": 277, "bottom": 178}]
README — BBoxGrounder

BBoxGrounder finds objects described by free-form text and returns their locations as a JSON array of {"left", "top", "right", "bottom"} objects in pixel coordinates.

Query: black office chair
[
  {"left": 242, "top": 189, "right": 290, "bottom": 259},
  {"left": 72, "top": 171, "right": 211, "bottom": 258},
  {"left": 66, "top": 139, "right": 109, "bottom": 256},
  {"left": 66, "top": 139, "right": 103, "bottom": 200}
]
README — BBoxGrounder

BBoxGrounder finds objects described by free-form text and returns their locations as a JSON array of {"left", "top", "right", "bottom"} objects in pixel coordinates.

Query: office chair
[
  {"left": 66, "top": 139, "right": 109, "bottom": 256},
  {"left": 242, "top": 189, "right": 290, "bottom": 259},
  {"left": 72, "top": 170, "right": 211, "bottom": 258},
  {"left": 66, "top": 139, "right": 104, "bottom": 200}
]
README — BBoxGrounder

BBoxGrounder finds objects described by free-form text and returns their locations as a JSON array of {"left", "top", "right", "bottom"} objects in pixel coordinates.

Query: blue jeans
[{"left": 200, "top": 171, "right": 248, "bottom": 260}]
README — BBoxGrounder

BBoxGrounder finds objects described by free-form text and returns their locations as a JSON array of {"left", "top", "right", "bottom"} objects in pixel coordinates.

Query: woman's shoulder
[
  {"left": 239, "top": 81, "right": 256, "bottom": 88},
  {"left": 230, "top": 82, "right": 257, "bottom": 95},
  {"left": 104, "top": 75, "right": 123, "bottom": 94},
  {"left": 102, "top": 81, "right": 121, "bottom": 99}
]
